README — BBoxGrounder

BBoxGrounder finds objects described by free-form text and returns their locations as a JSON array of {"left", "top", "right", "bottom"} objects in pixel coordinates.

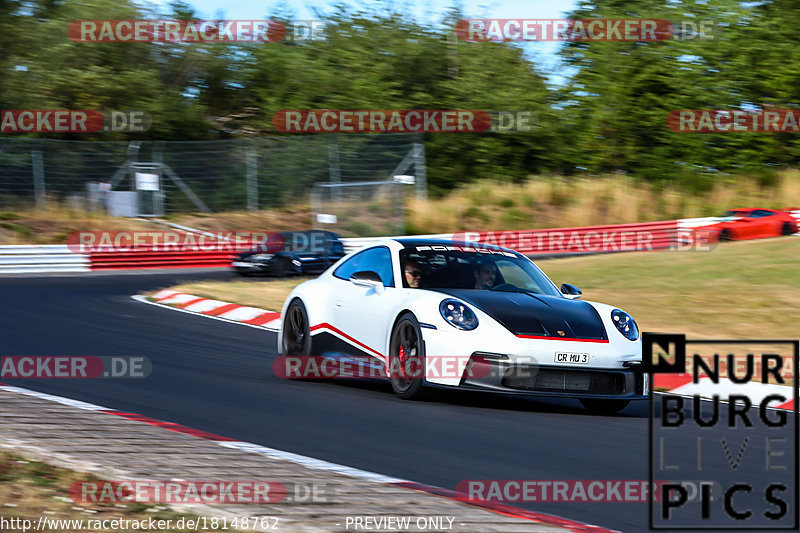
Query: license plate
[{"left": 554, "top": 352, "right": 590, "bottom": 364}]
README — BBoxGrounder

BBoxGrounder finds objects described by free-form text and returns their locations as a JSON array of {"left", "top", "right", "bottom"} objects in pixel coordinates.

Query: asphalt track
[{"left": 1, "top": 271, "right": 796, "bottom": 532}]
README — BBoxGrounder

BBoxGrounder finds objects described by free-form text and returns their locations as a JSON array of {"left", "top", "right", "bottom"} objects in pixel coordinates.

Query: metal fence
[
  {"left": 311, "top": 180, "right": 409, "bottom": 237},
  {"left": 0, "top": 134, "right": 426, "bottom": 213}
]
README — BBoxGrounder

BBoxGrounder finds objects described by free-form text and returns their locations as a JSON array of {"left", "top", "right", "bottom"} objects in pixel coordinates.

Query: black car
[{"left": 232, "top": 230, "right": 346, "bottom": 277}]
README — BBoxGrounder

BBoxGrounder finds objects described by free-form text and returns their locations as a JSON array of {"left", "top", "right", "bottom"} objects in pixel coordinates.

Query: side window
[{"left": 333, "top": 247, "right": 395, "bottom": 287}]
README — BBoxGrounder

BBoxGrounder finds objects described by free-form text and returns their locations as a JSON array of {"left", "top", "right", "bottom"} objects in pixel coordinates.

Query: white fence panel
[{"left": 0, "top": 245, "right": 90, "bottom": 274}]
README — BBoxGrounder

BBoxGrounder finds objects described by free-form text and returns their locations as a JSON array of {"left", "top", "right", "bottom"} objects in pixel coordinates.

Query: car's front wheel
[
  {"left": 388, "top": 313, "right": 427, "bottom": 400},
  {"left": 579, "top": 398, "right": 630, "bottom": 414},
  {"left": 782, "top": 222, "right": 795, "bottom": 236}
]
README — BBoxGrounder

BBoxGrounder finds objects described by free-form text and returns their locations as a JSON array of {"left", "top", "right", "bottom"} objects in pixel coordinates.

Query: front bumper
[
  {"left": 417, "top": 317, "right": 646, "bottom": 399},
  {"left": 460, "top": 357, "right": 646, "bottom": 399},
  {"left": 231, "top": 260, "right": 284, "bottom": 274}
]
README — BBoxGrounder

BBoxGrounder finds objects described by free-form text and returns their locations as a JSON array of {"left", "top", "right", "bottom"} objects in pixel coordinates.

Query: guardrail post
[
  {"left": 328, "top": 135, "right": 341, "bottom": 201},
  {"left": 246, "top": 146, "right": 258, "bottom": 211},
  {"left": 412, "top": 142, "right": 427, "bottom": 200},
  {"left": 32, "top": 150, "right": 46, "bottom": 209}
]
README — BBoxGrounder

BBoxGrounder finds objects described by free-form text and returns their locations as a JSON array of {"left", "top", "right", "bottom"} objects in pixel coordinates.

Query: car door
[
  {"left": 745, "top": 209, "right": 774, "bottom": 238},
  {"left": 762, "top": 209, "right": 785, "bottom": 237},
  {"left": 330, "top": 246, "right": 398, "bottom": 361}
]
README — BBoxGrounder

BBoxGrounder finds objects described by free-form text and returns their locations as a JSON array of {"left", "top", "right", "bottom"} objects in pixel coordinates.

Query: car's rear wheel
[
  {"left": 719, "top": 228, "right": 732, "bottom": 241},
  {"left": 388, "top": 313, "right": 427, "bottom": 400},
  {"left": 579, "top": 398, "right": 630, "bottom": 414},
  {"left": 282, "top": 299, "right": 311, "bottom": 358}
]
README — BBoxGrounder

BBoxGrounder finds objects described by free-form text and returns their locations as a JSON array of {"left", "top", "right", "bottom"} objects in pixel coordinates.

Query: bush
[
  {"left": 462, "top": 206, "right": 489, "bottom": 223},
  {"left": 497, "top": 197, "right": 515, "bottom": 208}
]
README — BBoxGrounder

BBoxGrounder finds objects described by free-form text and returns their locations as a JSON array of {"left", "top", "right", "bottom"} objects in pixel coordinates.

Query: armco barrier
[
  {"left": 5, "top": 215, "right": 792, "bottom": 274},
  {"left": 0, "top": 245, "right": 90, "bottom": 274},
  {"left": 89, "top": 223, "right": 679, "bottom": 270},
  {"left": 457, "top": 220, "right": 679, "bottom": 256},
  {"left": 89, "top": 249, "right": 238, "bottom": 270}
]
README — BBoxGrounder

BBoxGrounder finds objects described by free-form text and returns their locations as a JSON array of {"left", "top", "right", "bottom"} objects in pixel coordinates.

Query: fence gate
[
  {"left": 311, "top": 180, "right": 410, "bottom": 237},
  {"left": 130, "top": 162, "right": 164, "bottom": 216}
]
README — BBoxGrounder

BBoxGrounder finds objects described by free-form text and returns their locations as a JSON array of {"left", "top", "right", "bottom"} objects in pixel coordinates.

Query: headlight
[
  {"left": 439, "top": 299, "right": 479, "bottom": 330},
  {"left": 611, "top": 309, "right": 638, "bottom": 341},
  {"left": 249, "top": 253, "right": 274, "bottom": 262}
]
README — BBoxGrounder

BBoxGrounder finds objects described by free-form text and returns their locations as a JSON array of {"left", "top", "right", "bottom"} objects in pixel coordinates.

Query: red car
[{"left": 701, "top": 208, "right": 798, "bottom": 241}]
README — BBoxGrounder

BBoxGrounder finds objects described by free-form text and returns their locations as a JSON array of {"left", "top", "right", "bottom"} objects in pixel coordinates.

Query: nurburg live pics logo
[{"left": 644, "top": 332, "right": 798, "bottom": 529}]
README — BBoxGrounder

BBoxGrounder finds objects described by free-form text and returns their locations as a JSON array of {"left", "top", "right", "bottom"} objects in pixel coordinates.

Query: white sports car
[{"left": 278, "top": 238, "right": 646, "bottom": 413}]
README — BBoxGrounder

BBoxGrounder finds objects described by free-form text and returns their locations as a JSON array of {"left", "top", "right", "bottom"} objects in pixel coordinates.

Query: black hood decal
[{"left": 434, "top": 289, "right": 608, "bottom": 340}]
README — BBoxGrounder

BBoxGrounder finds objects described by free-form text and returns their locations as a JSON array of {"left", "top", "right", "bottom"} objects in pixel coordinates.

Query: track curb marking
[{"left": 143, "top": 291, "right": 282, "bottom": 331}]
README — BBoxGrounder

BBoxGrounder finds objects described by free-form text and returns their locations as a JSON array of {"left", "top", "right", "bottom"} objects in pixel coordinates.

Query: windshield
[{"left": 400, "top": 246, "right": 562, "bottom": 296}]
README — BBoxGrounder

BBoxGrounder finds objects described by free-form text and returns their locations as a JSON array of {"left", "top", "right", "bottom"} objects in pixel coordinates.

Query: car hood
[{"left": 433, "top": 289, "right": 608, "bottom": 340}]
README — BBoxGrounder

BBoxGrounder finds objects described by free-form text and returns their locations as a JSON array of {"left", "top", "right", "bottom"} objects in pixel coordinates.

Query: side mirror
[
  {"left": 350, "top": 271, "right": 384, "bottom": 290},
  {"left": 560, "top": 283, "right": 582, "bottom": 299}
]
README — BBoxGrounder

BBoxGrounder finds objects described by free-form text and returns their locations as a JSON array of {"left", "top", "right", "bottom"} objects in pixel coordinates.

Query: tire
[
  {"left": 579, "top": 398, "right": 630, "bottom": 414},
  {"left": 782, "top": 222, "right": 795, "bottom": 236},
  {"left": 282, "top": 299, "right": 312, "bottom": 358},
  {"left": 388, "top": 313, "right": 428, "bottom": 400},
  {"left": 719, "top": 229, "right": 732, "bottom": 241},
  {"left": 273, "top": 258, "right": 292, "bottom": 278}
]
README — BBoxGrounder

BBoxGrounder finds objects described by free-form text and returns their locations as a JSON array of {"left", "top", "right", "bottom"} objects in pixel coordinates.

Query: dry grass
[
  {"left": 0, "top": 205, "right": 158, "bottom": 245},
  {"left": 156, "top": 277, "right": 314, "bottom": 311},
  {"left": 0, "top": 451, "right": 237, "bottom": 531},
  {"left": 5, "top": 171, "right": 800, "bottom": 243},
  {"left": 164, "top": 208, "right": 313, "bottom": 235},
  {"left": 407, "top": 170, "right": 800, "bottom": 234}
]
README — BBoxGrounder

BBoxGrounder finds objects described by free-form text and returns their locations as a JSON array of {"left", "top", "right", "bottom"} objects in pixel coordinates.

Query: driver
[
  {"left": 404, "top": 259, "right": 423, "bottom": 288},
  {"left": 473, "top": 260, "right": 496, "bottom": 289}
]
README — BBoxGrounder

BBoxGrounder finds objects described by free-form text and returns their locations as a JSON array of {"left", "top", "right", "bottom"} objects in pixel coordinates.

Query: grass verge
[{"left": 0, "top": 451, "right": 238, "bottom": 532}]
